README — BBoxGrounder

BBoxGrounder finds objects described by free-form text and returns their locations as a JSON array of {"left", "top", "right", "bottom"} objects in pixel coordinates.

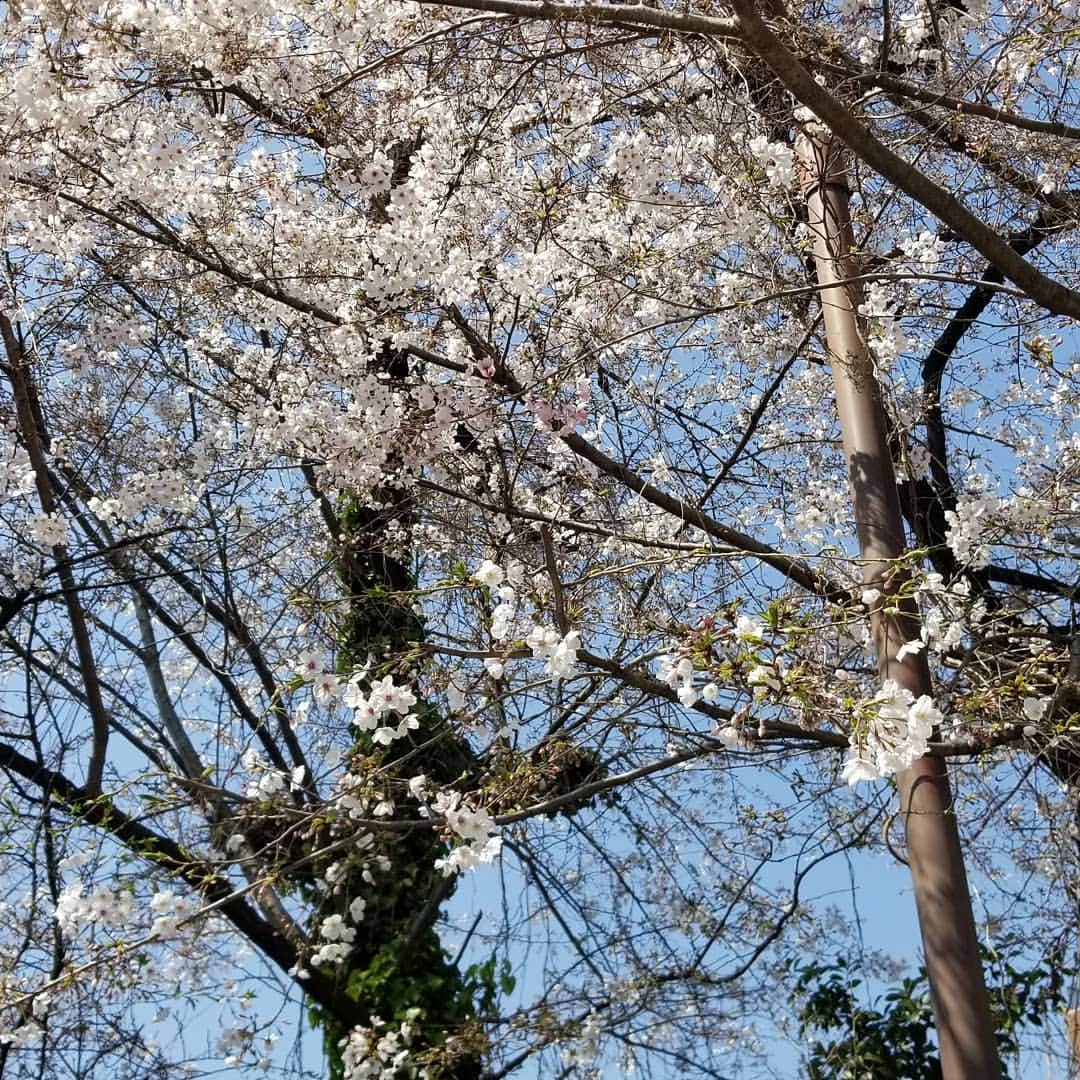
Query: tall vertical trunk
[
  {"left": 1067, "top": 1007, "right": 1080, "bottom": 1076},
  {"left": 796, "top": 132, "right": 1002, "bottom": 1079},
  {"left": 302, "top": 346, "right": 482, "bottom": 1077}
]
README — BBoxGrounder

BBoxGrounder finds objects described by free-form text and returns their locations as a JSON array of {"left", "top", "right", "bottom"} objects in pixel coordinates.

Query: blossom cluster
[
  {"left": 148, "top": 890, "right": 197, "bottom": 940},
  {"left": 430, "top": 791, "right": 502, "bottom": 876},
  {"left": 313, "top": 907, "right": 365, "bottom": 967},
  {"left": 473, "top": 559, "right": 521, "bottom": 641},
  {"left": 473, "top": 560, "right": 583, "bottom": 682},
  {"left": 943, "top": 492, "right": 1001, "bottom": 569},
  {"left": 54, "top": 882, "right": 136, "bottom": 935},
  {"left": 525, "top": 626, "right": 582, "bottom": 681},
  {"left": 658, "top": 654, "right": 703, "bottom": 707},
  {"left": 747, "top": 136, "right": 795, "bottom": 188},
  {"left": 655, "top": 649, "right": 752, "bottom": 748},
  {"left": 308, "top": 847, "right": 382, "bottom": 968},
  {"left": 0, "top": 1020, "right": 44, "bottom": 1049},
  {"left": 526, "top": 377, "right": 591, "bottom": 436},
  {"left": 296, "top": 651, "right": 420, "bottom": 747},
  {"left": 241, "top": 748, "right": 308, "bottom": 800},
  {"left": 54, "top": 879, "right": 202, "bottom": 944},
  {"left": 842, "top": 680, "right": 943, "bottom": 784},
  {"left": 340, "top": 1014, "right": 418, "bottom": 1080},
  {"left": 24, "top": 512, "right": 69, "bottom": 548},
  {"left": 217, "top": 1027, "right": 280, "bottom": 1071},
  {"left": 858, "top": 281, "right": 910, "bottom": 368},
  {"left": 563, "top": 1011, "right": 605, "bottom": 1070},
  {"left": 899, "top": 229, "right": 944, "bottom": 270},
  {"left": 658, "top": 614, "right": 768, "bottom": 709}
]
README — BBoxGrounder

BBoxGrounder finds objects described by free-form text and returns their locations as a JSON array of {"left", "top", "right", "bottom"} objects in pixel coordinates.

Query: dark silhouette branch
[
  {"left": 0, "top": 740, "right": 363, "bottom": 1028},
  {"left": 1, "top": 313, "right": 110, "bottom": 796}
]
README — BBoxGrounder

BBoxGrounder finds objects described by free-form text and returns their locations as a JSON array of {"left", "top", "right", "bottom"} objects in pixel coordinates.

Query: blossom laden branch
[
  {"left": 728, "top": 0, "right": 1080, "bottom": 319},
  {"left": 0, "top": 740, "right": 364, "bottom": 1030},
  {"left": 409, "top": 0, "right": 1080, "bottom": 317},
  {"left": 413, "top": 0, "right": 738, "bottom": 37},
  {"left": 1, "top": 314, "right": 110, "bottom": 796}
]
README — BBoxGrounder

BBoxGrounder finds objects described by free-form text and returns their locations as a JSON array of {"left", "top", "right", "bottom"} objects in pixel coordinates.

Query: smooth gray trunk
[{"left": 797, "top": 131, "right": 1002, "bottom": 1080}]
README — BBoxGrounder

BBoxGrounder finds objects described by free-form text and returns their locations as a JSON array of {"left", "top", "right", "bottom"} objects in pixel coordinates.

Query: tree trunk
[
  {"left": 796, "top": 131, "right": 1002, "bottom": 1079},
  {"left": 1067, "top": 1007, "right": 1080, "bottom": 1077}
]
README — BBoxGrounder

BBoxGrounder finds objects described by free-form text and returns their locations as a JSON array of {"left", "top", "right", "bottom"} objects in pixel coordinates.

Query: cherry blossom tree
[{"left": 0, "top": 0, "right": 1077, "bottom": 1076}]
